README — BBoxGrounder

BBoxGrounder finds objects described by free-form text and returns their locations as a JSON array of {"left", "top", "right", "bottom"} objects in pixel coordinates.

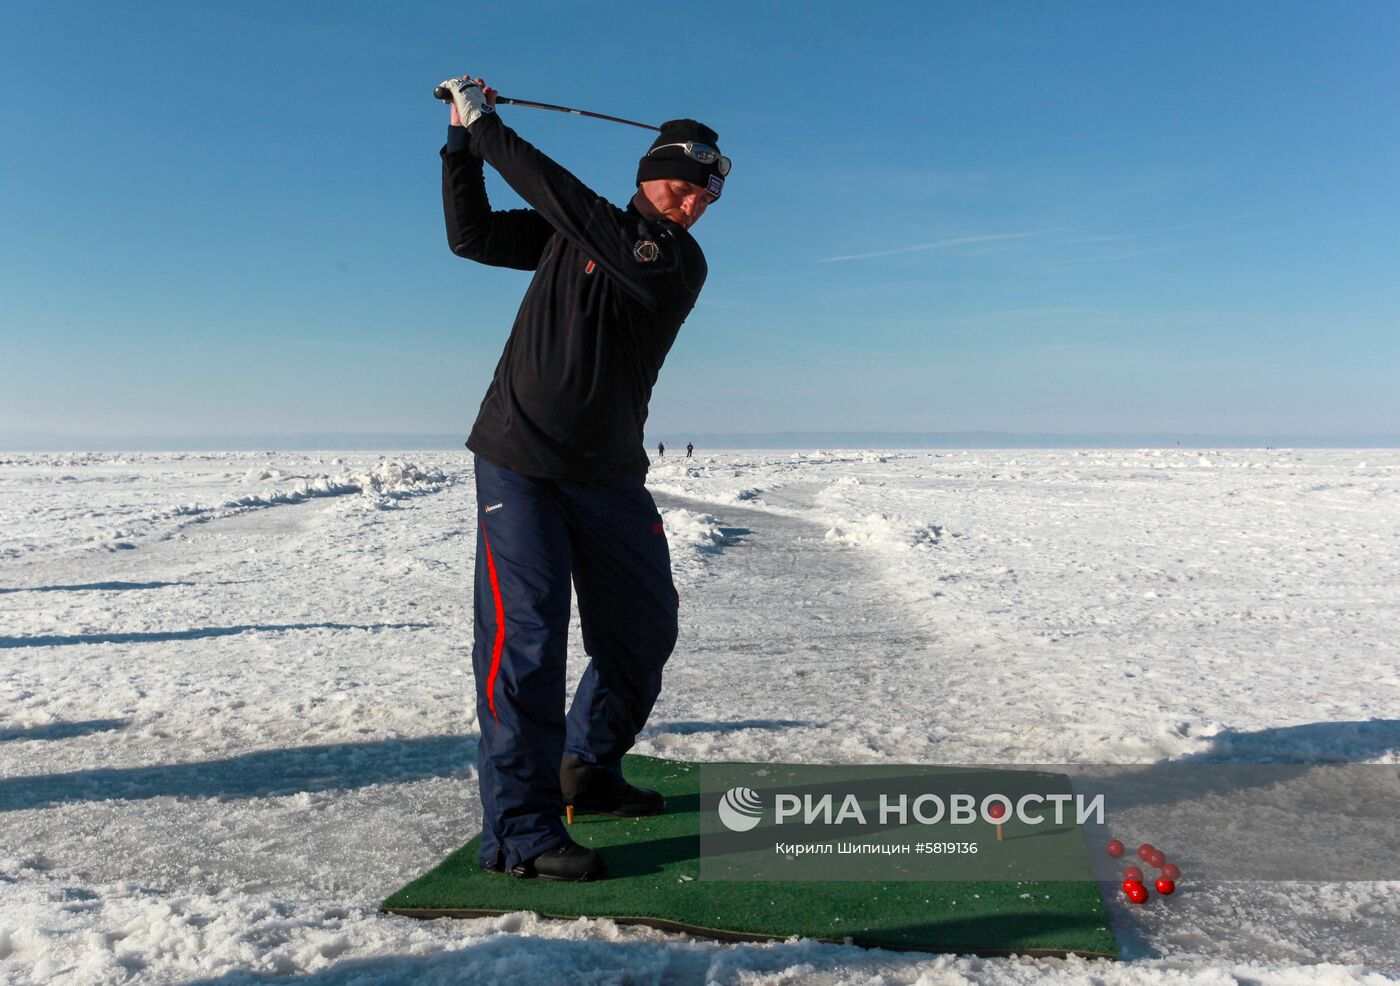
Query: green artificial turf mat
[{"left": 383, "top": 755, "right": 1118, "bottom": 958}]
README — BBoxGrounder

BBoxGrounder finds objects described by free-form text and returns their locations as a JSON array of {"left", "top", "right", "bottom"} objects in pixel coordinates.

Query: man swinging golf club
[{"left": 438, "top": 75, "right": 728, "bottom": 881}]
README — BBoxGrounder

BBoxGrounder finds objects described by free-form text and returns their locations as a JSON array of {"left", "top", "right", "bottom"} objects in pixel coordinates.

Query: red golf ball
[
  {"left": 1155, "top": 878, "right": 1176, "bottom": 896},
  {"left": 1136, "top": 843, "right": 1154, "bottom": 860},
  {"left": 988, "top": 803, "right": 1006, "bottom": 819},
  {"left": 1146, "top": 850, "right": 1166, "bottom": 869},
  {"left": 1160, "top": 863, "right": 1181, "bottom": 880},
  {"left": 1123, "top": 881, "right": 1149, "bottom": 905},
  {"left": 1106, "top": 840, "right": 1125, "bottom": 857},
  {"left": 1124, "top": 866, "right": 1144, "bottom": 882}
]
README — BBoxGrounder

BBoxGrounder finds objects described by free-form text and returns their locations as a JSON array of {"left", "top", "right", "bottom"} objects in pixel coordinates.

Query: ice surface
[{"left": 2, "top": 449, "right": 1398, "bottom": 984}]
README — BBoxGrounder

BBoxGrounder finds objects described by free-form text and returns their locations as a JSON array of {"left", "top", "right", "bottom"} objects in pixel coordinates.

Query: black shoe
[
  {"left": 509, "top": 840, "right": 606, "bottom": 882},
  {"left": 560, "top": 755, "right": 666, "bottom": 817}
]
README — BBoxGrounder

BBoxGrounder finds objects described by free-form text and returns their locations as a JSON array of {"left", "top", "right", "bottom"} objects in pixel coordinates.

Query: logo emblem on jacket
[
  {"left": 633, "top": 239, "right": 660, "bottom": 263},
  {"left": 484, "top": 501, "right": 504, "bottom": 514}
]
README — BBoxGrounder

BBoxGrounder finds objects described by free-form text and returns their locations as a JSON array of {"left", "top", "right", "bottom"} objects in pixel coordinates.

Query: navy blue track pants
[{"left": 471, "top": 456, "right": 679, "bottom": 870}]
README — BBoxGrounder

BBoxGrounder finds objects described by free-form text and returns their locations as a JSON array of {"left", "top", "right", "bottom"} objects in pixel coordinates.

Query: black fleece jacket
[{"left": 442, "top": 113, "right": 707, "bottom": 480}]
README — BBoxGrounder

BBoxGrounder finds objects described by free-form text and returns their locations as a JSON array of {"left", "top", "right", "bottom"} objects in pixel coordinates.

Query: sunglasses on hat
[{"left": 646, "top": 141, "right": 732, "bottom": 177}]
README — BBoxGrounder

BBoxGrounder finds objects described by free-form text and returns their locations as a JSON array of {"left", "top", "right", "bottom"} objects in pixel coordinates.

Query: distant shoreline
[{"left": 3, "top": 432, "right": 1398, "bottom": 452}]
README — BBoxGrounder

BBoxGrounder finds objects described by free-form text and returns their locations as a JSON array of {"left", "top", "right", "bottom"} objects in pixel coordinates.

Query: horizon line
[{"left": 4, "top": 429, "right": 1399, "bottom": 453}]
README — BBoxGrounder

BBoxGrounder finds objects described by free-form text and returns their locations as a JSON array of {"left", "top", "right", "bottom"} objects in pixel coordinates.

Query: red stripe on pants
[{"left": 482, "top": 525, "right": 506, "bottom": 722}]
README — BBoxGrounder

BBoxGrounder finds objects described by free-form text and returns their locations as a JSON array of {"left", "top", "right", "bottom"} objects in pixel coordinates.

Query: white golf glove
[{"left": 439, "top": 77, "right": 495, "bottom": 128}]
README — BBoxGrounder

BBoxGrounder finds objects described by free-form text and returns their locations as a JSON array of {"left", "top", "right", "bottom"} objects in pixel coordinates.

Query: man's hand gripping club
[{"left": 438, "top": 76, "right": 498, "bottom": 129}]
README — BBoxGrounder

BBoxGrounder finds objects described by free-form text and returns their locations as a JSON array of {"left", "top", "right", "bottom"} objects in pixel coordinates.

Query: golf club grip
[{"left": 434, "top": 85, "right": 511, "bottom": 106}]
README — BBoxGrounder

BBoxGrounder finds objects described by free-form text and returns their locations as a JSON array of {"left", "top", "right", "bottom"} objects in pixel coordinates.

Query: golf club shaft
[{"left": 433, "top": 86, "right": 659, "bottom": 132}]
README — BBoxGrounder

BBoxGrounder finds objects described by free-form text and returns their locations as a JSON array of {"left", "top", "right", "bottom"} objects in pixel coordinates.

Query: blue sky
[{"left": 2, "top": 1, "right": 1397, "bottom": 443}]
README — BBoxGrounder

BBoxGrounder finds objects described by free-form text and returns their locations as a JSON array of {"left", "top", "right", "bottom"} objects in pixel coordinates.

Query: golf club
[{"left": 434, "top": 85, "right": 660, "bottom": 132}]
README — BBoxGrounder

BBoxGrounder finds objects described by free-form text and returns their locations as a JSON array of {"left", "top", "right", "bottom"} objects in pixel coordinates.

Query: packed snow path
[
  {"left": 648, "top": 485, "right": 950, "bottom": 766},
  {"left": 2, "top": 450, "right": 1399, "bottom": 984}
]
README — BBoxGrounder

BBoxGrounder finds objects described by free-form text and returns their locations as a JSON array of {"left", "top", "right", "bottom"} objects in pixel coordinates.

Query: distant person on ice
[
  {"left": 686, "top": 442, "right": 694, "bottom": 458},
  {"left": 657, "top": 442, "right": 665, "bottom": 457},
  {"left": 439, "top": 75, "right": 727, "bottom": 882}
]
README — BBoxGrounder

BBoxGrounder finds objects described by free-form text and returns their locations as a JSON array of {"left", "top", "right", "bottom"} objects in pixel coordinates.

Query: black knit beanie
[{"left": 636, "top": 119, "right": 725, "bottom": 200}]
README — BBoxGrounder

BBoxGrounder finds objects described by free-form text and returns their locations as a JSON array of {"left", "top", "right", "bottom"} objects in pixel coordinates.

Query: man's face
[{"left": 637, "top": 178, "right": 715, "bottom": 230}]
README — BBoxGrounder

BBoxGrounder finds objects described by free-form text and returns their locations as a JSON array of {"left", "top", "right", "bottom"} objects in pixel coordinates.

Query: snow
[{"left": 2, "top": 448, "right": 1398, "bottom": 984}]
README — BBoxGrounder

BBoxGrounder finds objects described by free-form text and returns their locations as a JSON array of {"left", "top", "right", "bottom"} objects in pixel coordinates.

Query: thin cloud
[
  {"left": 817, "top": 231, "right": 1055, "bottom": 263},
  {"left": 1038, "top": 226, "right": 1283, "bottom": 268}
]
